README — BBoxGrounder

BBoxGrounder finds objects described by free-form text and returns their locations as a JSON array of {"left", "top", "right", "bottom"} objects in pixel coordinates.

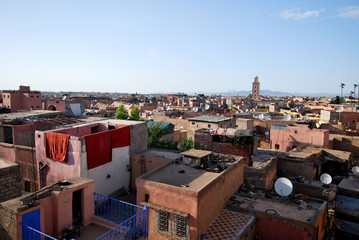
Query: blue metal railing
[
  {"left": 94, "top": 193, "right": 145, "bottom": 224},
  {"left": 94, "top": 193, "right": 148, "bottom": 240},
  {"left": 22, "top": 224, "right": 57, "bottom": 240},
  {"left": 96, "top": 206, "right": 148, "bottom": 240}
]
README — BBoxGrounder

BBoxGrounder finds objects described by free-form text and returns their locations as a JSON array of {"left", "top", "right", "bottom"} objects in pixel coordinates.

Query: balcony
[{"left": 22, "top": 193, "right": 148, "bottom": 240}]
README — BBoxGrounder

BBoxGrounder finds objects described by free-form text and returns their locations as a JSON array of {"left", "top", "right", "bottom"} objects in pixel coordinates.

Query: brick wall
[
  {"left": 0, "top": 160, "right": 21, "bottom": 203},
  {"left": 255, "top": 214, "right": 313, "bottom": 240},
  {"left": 212, "top": 142, "right": 252, "bottom": 158},
  {"left": 244, "top": 158, "right": 277, "bottom": 189},
  {"left": 14, "top": 145, "right": 38, "bottom": 191}
]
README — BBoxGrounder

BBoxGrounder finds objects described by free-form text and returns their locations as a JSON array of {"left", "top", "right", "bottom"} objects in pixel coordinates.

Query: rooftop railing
[{"left": 22, "top": 224, "right": 57, "bottom": 240}]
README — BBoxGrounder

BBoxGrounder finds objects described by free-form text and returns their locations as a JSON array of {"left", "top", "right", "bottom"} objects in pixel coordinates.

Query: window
[
  {"left": 294, "top": 130, "right": 298, "bottom": 134},
  {"left": 275, "top": 144, "right": 280, "bottom": 150},
  {"left": 37, "top": 95, "right": 39, "bottom": 98},
  {"left": 37, "top": 106, "right": 39, "bottom": 108},
  {"left": 208, "top": 124, "right": 211, "bottom": 128},
  {"left": 56, "top": 100, "right": 59, "bottom": 103},
  {"left": 24, "top": 180, "right": 31, "bottom": 192},
  {"left": 174, "top": 215, "right": 188, "bottom": 238},
  {"left": 158, "top": 210, "right": 170, "bottom": 234},
  {"left": 31, "top": 95, "right": 33, "bottom": 98},
  {"left": 192, "top": 122, "right": 195, "bottom": 125}
]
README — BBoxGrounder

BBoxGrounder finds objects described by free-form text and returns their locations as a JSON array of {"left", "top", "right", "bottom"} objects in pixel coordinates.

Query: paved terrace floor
[{"left": 68, "top": 223, "right": 112, "bottom": 240}]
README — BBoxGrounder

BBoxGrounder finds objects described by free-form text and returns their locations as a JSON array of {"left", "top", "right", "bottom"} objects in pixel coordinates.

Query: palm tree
[{"left": 340, "top": 83, "right": 345, "bottom": 103}]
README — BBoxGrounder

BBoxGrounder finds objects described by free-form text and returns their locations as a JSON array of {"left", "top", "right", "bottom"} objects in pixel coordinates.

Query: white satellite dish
[
  {"left": 204, "top": 104, "right": 210, "bottom": 110},
  {"left": 260, "top": 114, "right": 264, "bottom": 119},
  {"left": 337, "top": 106, "right": 344, "bottom": 112},
  {"left": 235, "top": 111, "right": 239, "bottom": 115},
  {"left": 352, "top": 166, "right": 359, "bottom": 175},
  {"left": 265, "top": 131, "right": 269, "bottom": 136},
  {"left": 156, "top": 107, "right": 161, "bottom": 112},
  {"left": 239, "top": 109, "right": 243, "bottom": 113},
  {"left": 192, "top": 107, "right": 198, "bottom": 112},
  {"left": 165, "top": 106, "right": 170, "bottom": 111},
  {"left": 284, "top": 115, "right": 292, "bottom": 121},
  {"left": 62, "top": 95, "right": 67, "bottom": 100},
  {"left": 320, "top": 173, "right": 332, "bottom": 185},
  {"left": 274, "top": 177, "right": 293, "bottom": 197}
]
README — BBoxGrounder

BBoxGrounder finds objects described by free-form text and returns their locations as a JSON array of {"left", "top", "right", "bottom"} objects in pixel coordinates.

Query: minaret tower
[{"left": 252, "top": 76, "right": 260, "bottom": 100}]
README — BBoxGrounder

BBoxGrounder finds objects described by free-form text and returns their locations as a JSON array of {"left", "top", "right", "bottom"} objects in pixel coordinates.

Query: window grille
[
  {"left": 174, "top": 214, "right": 187, "bottom": 238},
  {"left": 158, "top": 210, "right": 170, "bottom": 233}
]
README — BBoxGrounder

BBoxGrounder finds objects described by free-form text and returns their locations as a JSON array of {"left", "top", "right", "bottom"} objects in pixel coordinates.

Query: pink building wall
[
  {"left": 16, "top": 178, "right": 95, "bottom": 239},
  {"left": 35, "top": 131, "right": 82, "bottom": 187},
  {"left": 136, "top": 159, "right": 244, "bottom": 240},
  {"left": 2, "top": 86, "right": 41, "bottom": 112},
  {"left": 46, "top": 99, "right": 66, "bottom": 111},
  {"left": 270, "top": 125, "right": 329, "bottom": 152}
]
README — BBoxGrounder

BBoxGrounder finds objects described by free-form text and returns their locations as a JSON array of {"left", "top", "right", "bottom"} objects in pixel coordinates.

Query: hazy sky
[{"left": 1, "top": 1, "right": 358, "bottom": 95}]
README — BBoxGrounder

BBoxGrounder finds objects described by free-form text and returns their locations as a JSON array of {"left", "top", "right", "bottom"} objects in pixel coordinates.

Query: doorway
[{"left": 72, "top": 190, "right": 83, "bottom": 226}]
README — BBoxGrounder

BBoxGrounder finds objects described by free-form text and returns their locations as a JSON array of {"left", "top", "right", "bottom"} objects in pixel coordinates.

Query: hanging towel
[
  {"left": 85, "top": 131, "right": 112, "bottom": 170},
  {"left": 45, "top": 132, "right": 69, "bottom": 162},
  {"left": 111, "top": 125, "right": 131, "bottom": 148}
]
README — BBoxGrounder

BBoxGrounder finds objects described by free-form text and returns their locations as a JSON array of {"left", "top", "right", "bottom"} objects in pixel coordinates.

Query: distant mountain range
[
  {"left": 167, "top": 90, "right": 337, "bottom": 97},
  {"left": 42, "top": 90, "right": 337, "bottom": 97}
]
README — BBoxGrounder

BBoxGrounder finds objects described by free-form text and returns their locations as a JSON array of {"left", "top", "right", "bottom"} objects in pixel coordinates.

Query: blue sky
[{"left": 0, "top": 1, "right": 358, "bottom": 95}]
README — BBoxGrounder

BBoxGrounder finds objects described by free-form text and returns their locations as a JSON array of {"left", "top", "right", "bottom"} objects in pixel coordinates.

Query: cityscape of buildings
[{"left": 0, "top": 77, "right": 359, "bottom": 240}]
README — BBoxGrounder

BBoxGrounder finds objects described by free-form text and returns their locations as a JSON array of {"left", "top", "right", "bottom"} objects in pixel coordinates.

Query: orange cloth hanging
[{"left": 45, "top": 132, "right": 69, "bottom": 162}]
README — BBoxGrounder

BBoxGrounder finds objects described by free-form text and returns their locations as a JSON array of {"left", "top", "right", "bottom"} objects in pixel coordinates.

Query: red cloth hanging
[
  {"left": 45, "top": 132, "right": 69, "bottom": 162},
  {"left": 85, "top": 131, "right": 112, "bottom": 170},
  {"left": 111, "top": 125, "right": 130, "bottom": 148}
]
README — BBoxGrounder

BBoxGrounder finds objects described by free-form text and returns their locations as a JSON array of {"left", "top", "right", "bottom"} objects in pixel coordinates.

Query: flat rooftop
[
  {"left": 134, "top": 149, "right": 181, "bottom": 160},
  {"left": 181, "top": 149, "right": 212, "bottom": 158},
  {"left": 0, "top": 177, "right": 93, "bottom": 213},
  {"left": 338, "top": 178, "right": 359, "bottom": 196},
  {"left": 0, "top": 158, "right": 18, "bottom": 169},
  {"left": 140, "top": 159, "right": 239, "bottom": 192},
  {"left": 188, "top": 115, "right": 232, "bottom": 123},
  {"left": 0, "top": 110, "right": 62, "bottom": 121},
  {"left": 227, "top": 194, "right": 324, "bottom": 224}
]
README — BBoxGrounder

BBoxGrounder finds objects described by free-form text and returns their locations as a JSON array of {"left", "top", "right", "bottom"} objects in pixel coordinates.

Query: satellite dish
[
  {"left": 245, "top": 109, "right": 249, "bottom": 112},
  {"left": 192, "top": 107, "right": 198, "bottom": 112},
  {"left": 235, "top": 111, "right": 239, "bottom": 115},
  {"left": 265, "top": 131, "right": 269, "bottom": 136},
  {"left": 156, "top": 107, "right": 161, "bottom": 112},
  {"left": 337, "top": 106, "right": 344, "bottom": 111},
  {"left": 284, "top": 115, "right": 292, "bottom": 121},
  {"left": 352, "top": 166, "right": 359, "bottom": 175},
  {"left": 62, "top": 95, "right": 67, "bottom": 100},
  {"left": 320, "top": 173, "right": 332, "bottom": 185},
  {"left": 204, "top": 104, "right": 210, "bottom": 110},
  {"left": 274, "top": 177, "right": 293, "bottom": 197},
  {"left": 239, "top": 109, "right": 243, "bottom": 113},
  {"left": 165, "top": 106, "right": 170, "bottom": 111}
]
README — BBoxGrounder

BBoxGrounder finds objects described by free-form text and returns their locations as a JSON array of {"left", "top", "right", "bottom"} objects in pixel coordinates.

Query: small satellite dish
[
  {"left": 156, "top": 107, "right": 161, "bottom": 112},
  {"left": 62, "top": 95, "right": 67, "bottom": 100},
  {"left": 165, "top": 106, "right": 170, "bottom": 111},
  {"left": 352, "top": 166, "right": 359, "bottom": 175},
  {"left": 337, "top": 106, "right": 344, "bottom": 111},
  {"left": 265, "top": 131, "right": 269, "bottom": 136},
  {"left": 192, "top": 107, "right": 198, "bottom": 112},
  {"left": 274, "top": 177, "right": 293, "bottom": 197},
  {"left": 239, "top": 109, "right": 243, "bottom": 113},
  {"left": 204, "top": 104, "right": 210, "bottom": 110},
  {"left": 320, "top": 173, "right": 332, "bottom": 185},
  {"left": 284, "top": 115, "right": 292, "bottom": 121},
  {"left": 235, "top": 111, "right": 239, "bottom": 115}
]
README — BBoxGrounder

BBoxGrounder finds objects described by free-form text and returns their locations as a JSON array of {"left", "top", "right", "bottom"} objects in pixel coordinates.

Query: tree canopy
[
  {"left": 129, "top": 106, "right": 140, "bottom": 121},
  {"left": 114, "top": 104, "right": 128, "bottom": 120}
]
